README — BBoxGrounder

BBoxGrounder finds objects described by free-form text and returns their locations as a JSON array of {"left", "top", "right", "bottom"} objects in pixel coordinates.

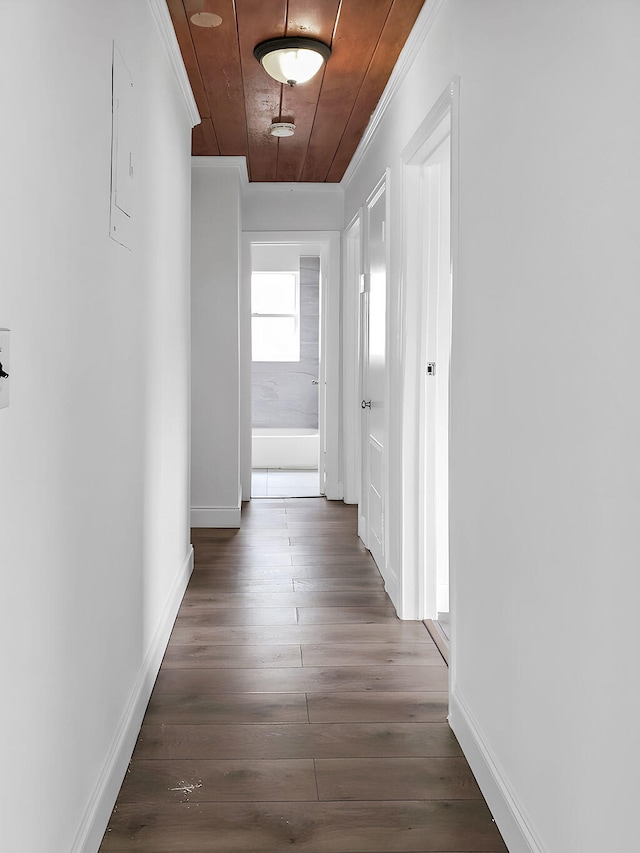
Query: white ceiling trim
[
  {"left": 147, "top": 0, "right": 201, "bottom": 128},
  {"left": 247, "top": 183, "right": 345, "bottom": 194},
  {"left": 192, "top": 156, "right": 250, "bottom": 186}
]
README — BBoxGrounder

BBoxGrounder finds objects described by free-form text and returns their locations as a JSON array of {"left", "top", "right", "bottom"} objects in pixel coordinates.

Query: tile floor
[{"left": 252, "top": 468, "right": 321, "bottom": 497}]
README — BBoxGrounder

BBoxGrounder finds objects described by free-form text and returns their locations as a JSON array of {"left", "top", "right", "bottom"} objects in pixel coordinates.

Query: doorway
[
  {"left": 250, "top": 251, "right": 322, "bottom": 498},
  {"left": 242, "top": 232, "right": 342, "bottom": 503}
]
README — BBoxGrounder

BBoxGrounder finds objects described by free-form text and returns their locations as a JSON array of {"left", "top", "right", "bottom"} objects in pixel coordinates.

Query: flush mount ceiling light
[{"left": 253, "top": 37, "right": 331, "bottom": 87}]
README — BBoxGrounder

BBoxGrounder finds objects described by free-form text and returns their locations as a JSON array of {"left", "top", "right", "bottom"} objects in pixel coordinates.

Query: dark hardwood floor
[{"left": 100, "top": 498, "right": 507, "bottom": 852}]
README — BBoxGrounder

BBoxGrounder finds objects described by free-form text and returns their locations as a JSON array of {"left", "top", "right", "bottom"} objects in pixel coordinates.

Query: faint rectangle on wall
[
  {"left": 252, "top": 256, "right": 320, "bottom": 429},
  {"left": 110, "top": 43, "right": 135, "bottom": 249}
]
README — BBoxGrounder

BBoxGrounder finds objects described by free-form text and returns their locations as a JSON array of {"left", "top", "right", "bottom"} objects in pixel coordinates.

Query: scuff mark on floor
[{"left": 169, "top": 780, "right": 203, "bottom": 796}]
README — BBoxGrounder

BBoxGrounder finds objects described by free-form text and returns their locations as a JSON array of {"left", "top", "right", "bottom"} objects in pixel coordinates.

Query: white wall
[
  {"left": 244, "top": 183, "right": 344, "bottom": 232},
  {"left": 191, "top": 159, "right": 245, "bottom": 526},
  {"left": 343, "top": 1, "right": 640, "bottom": 851},
  {"left": 0, "top": 2, "right": 196, "bottom": 850},
  {"left": 252, "top": 243, "right": 304, "bottom": 271}
]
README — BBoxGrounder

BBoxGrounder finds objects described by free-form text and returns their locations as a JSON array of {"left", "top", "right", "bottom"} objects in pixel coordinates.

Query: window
[{"left": 251, "top": 271, "right": 300, "bottom": 361}]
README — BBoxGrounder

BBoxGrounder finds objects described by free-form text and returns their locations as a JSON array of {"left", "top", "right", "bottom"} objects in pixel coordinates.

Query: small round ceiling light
[
  {"left": 190, "top": 12, "right": 223, "bottom": 27},
  {"left": 254, "top": 37, "right": 331, "bottom": 86},
  {"left": 269, "top": 122, "right": 296, "bottom": 138}
]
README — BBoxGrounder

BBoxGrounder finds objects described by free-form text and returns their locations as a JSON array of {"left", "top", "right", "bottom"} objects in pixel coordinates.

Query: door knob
[
  {"left": 311, "top": 379, "right": 319, "bottom": 385},
  {"left": 361, "top": 399, "right": 371, "bottom": 409}
]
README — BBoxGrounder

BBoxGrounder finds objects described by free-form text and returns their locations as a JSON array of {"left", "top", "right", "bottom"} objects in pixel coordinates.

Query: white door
[
  {"left": 360, "top": 179, "right": 387, "bottom": 569},
  {"left": 421, "top": 137, "right": 452, "bottom": 623}
]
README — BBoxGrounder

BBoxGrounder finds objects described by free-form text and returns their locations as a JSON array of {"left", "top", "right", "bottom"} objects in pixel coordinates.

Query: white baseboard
[
  {"left": 449, "top": 686, "right": 544, "bottom": 853},
  {"left": 72, "top": 546, "right": 194, "bottom": 853},
  {"left": 191, "top": 505, "right": 241, "bottom": 528},
  {"left": 324, "top": 479, "right": 344, "bottom": 501}
]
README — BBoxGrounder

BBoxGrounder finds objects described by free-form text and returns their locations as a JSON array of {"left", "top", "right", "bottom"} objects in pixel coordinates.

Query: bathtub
[{"left": 252, "top": 428, "right": 319, "bottom": 470}]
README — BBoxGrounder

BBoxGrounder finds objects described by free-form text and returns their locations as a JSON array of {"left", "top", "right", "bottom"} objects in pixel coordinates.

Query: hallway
[{"left": 100, "top": 499, "right": 506, "bottom": 852}]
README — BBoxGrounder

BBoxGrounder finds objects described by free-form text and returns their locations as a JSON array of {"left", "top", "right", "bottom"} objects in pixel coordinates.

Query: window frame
[{"left": 251, "top": 269, "right": 301, "bottom": 362}]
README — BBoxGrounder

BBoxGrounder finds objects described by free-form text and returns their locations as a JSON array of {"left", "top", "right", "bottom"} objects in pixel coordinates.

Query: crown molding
[
  {"left": 191, "top": 156, "right": 249, "bottom": 185},
  {"left": 341, "top": 0, "right": 446, "bottom": 188},
  {"left": 147, "top": 0, "right": 200, "bottom": 128}
]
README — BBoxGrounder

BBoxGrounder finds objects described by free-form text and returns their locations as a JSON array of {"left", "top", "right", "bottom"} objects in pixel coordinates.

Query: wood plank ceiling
[{"left": 166, "top": 0, "right": 426, "bottom": 182}]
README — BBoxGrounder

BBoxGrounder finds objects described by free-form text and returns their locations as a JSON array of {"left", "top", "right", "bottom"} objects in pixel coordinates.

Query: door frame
[
  {"left": 342, "top": 212, "right": 363, "bottom": 508},
  {"left": 241, "top": 231, "right": 342, "bottom": 501},
  {"left": 419, "top": 133, "right": 452, "bottom": 624},
  {"left": 399, "top": 78, "right": 459, "bottom": 621}
]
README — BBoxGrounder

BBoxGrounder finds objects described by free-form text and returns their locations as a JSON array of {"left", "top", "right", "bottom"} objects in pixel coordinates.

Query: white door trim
[
  {"left": 342, "top": 212, "right": 363, "bottom": 507},
  {"left": 399, "top": 78, "right": 459, "bottom": 621},
  {"left": 241, "top": 231, "right": 343, "bottom": 501}
]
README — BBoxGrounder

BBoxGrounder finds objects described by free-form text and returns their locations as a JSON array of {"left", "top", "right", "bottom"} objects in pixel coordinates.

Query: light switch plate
[{"left": 0, "top": 329, "right": 10, "bottom": 409}]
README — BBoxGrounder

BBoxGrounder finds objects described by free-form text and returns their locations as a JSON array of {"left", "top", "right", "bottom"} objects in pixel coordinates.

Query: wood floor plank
[
  {"left": 293, "top": 577, "right": 384, "bottom": 591},
  {"left": 296, "top": 606, "right": 401, "bottom": 624},
  {"left": 291, "top": 554, "right": 379, "bottom": 567},
  {"left": 315, "top": 757, "right": 482, "bottom": 801},
  {"left": 306, "top": 692, "right": 450, "bottom": 723},
  {"left": 172, "top": 606, "right": 299, "bottom": 627},
  {"left": 208, "top": 528, "right": 292, "bottom": 538},
  {"left": 301, "top": 643, "right": 446, "bottom": 667},
  {"left": 134, "top": 722, "right": 462, "bottom": 760},
  {"left": 194, "top": 545, "right": 295, "bottom": 556},
  {"left": 286, "top": 545, "right": 372, "bottom": 556},
  {"left": 192, "top": 554, "right": 293, "bottom": 567},
  {"left": 186, "top": 576, "right": 295, "bottom": 593},
  {"left": 152, "top": 665, "right": 449, "bottom": 695},
  {"left": 191, "top": 564, "right": 380, "bottom": 579},
  {"left": 169, "top": 622, "right": 435, "bottom": 645},
  {"left": 288, "top": 534, "right": 368, "bottom": 546},
  {"left": 118, "top": 758, "right": 318, "bottom": 803},
  {"left": 101, "top": 800, "right": 508, "bottom": 851},
  {"left": 203, "top": 559, "right": 376, "bottom": 570},
  {"left": 142, "top": 693, "right": 310, "bottom": 725},
  {"left": 178, "top": 591, "right": 391, "bottom": 608},
  {"left": 161, "top": 643, "right": 302, "bottom": 669}
]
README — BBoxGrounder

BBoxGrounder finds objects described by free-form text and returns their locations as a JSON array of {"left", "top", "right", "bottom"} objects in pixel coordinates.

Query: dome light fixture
[{"left": 253, "top": 37, "right": 331, "bottom": 87}]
